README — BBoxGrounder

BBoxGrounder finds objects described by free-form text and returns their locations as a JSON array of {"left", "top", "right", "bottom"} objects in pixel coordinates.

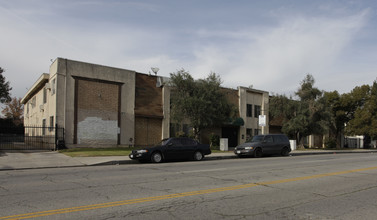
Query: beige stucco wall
[
  {"left": 162, "top": 85, "right": 171, "bottom": 139},
  {"left": 238, "top": 87, "right": 269, "bottom": 145},
  {"left": 22, "top": 73, "right": 57, "bottom": 134}
]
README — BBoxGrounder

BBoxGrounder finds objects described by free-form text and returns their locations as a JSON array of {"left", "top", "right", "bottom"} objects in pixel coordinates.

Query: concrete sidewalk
[{"left": 1, "top": 149, "right": 377, "bottom": 171}]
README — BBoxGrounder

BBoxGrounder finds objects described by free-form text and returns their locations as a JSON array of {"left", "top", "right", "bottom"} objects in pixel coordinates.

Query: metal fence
[{"left": 0, "top": 125, "right": 65, "bottom": 151}]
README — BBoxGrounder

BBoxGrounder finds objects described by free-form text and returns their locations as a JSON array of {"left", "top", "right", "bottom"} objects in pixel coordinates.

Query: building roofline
[
  {"left": 21, "top": 73, "right": 49, "bottom": 104},
  {"left": 238, "top": 86, "right": 268, "bottom": 94},
  {"left": 55, "top": 57, "right": 140, "bottom": 75}
]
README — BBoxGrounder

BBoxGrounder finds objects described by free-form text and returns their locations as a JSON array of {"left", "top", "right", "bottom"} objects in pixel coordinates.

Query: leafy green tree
[
  {"left": 270, "top": 74, "right": 330, "bottom": 146},
  {"left": 295, "top": 74, "right": 330, "bottom": 135},
  {"left": 169, "top": 69, "right": 235, "bottom": 139},
  {"left": 0, "top": 67, "right": 12, "bottom": 104},
  {"left": 323, "top": 91, "right": 352, "bottom": 148},
  {"left": 347, "top": 81, "right": 377, "bottom": 139}
]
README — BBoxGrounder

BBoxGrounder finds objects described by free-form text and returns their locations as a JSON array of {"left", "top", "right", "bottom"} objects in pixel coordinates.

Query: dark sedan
[{"left": 129, "top": 137, "right": 211, "bottom": 163}]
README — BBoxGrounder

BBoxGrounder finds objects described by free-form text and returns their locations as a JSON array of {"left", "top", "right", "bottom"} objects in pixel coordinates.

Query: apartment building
[{"left": 22, "top": 58, "right": 268, "bottom": 148}]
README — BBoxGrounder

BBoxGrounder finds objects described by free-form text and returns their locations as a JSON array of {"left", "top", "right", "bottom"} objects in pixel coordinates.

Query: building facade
[{"left": 22, "top": 58, "right": 269, "bottom": 148}]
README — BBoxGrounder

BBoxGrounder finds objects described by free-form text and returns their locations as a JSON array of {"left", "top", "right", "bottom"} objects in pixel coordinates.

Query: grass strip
[{"left": 59, "top": 147, "right": 134, "bottom": 157}]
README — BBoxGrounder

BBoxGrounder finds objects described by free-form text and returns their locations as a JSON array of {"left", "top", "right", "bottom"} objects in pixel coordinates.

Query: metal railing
[{"left": 0, "top": 125, "right": 65, "bottom": 151}]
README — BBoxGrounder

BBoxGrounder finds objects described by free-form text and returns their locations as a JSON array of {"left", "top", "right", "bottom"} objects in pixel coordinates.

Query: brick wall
[
  {"left": 135, "top": 73, "right": 163, "bottom": 117},
  {"left": 76, "top": 79, "right": 119, "bottom": 145},
  {"left": 135, "top": 117, "right": 162, "bottom": 147}
]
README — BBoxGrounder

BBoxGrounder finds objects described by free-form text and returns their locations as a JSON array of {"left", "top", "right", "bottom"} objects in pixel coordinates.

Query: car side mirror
[{"left": 167, "top": 143, "right": 173, "bottom": 147}]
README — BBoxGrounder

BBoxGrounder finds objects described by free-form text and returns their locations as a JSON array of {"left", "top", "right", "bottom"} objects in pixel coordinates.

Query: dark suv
[{"left": 234, "top": 134, "right": 291, "bottom": 158}]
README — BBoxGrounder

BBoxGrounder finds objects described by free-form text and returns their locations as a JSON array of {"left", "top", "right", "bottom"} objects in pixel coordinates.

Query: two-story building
[{"left": 22, "top": 58, "right": 269, "bottom": 148}]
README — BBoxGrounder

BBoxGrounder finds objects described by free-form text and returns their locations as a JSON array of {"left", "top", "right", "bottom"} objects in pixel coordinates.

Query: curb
[
  {"left": 1, "top": 150, "right": 376, "bottom": 171},
  {"left": 90, "top": 150, "right": 377, "bottom": 165},
  {"left": 290, "top": 151, "right": 377, "bottom": 156},
  {"left": 0, "top": 165, "right": 90, "bottom": 171}
]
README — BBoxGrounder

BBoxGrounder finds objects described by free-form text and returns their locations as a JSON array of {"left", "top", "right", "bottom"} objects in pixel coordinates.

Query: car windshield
[
  {"left": 156, "top": 139, "right": 170, "bottom": 146},
  {"left": 251, "top": 135, "right": 264, "bottom": 142}
]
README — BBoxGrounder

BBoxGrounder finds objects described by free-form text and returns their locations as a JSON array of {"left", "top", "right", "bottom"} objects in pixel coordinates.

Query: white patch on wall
[{"left": 77, "top": 117, "right": 117, "bottom": 144}]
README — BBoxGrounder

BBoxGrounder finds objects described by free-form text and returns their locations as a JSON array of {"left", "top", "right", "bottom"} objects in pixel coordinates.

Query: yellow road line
[{"left": 2, "top": 166, "right": 377, "bottom": 220}]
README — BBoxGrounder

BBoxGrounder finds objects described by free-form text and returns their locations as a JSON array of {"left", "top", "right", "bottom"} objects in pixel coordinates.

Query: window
[
  {"left": 182, "top": 138, "right": 197, "bottom": 146},
  {"left": 274, "top": 135, "right": 289, "bottom": 143},
  {"left": 51, "top": 79, "right": 56, "bottom": 95},
  {"left": 265, "top": 135, "right": 273, "bottom": 143},
  {"left": 49, "top": 116, "right": 54, "bottom": 132},
  {"left": 43, "top": 88, "right": 47, "bottom": 104},
  {"left": 246, "top": 104, "right": 252, "bottom": 117},
  {"left": 31, "top": 97, "right": 36, "bottom": 108},
  {"left": 246, "top": 129, "right": 252, "bottom": 141},
  {"left": 170, "top": 138, "right": 183, "bottom": 146},
  {"left": 254, "top": 129, "right": 261, "bottom": 136},
  {"left": 42, "top": 119, "right": 46, "bottom": 135},
  {"left": 254, "top": 105, "right": 261, "bottom": 118}
]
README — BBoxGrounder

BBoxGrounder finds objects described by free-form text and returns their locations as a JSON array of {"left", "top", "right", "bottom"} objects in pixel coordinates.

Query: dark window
[
  {"left": 265, "top": 135, "right": 273, "bottom": 143},
  {"left": 254, "top": 129, "right": 261, "bottom": 136},
  {"left": 170, "top": 138, "right": 183, "bottom": 146},
  {"left": 43, "top": 88, "right": 47, "bottom": 104},
  {"left": 246, "top": 128, "right": 252, "bottom": 136},
  {"left": 273, "top": 135, "right": 279, "bottom": 142},
  {"left": 42, "top": 119, "right": 46, "bottom": 135},
  {"left": 52, "top": 79, "right": 56, "bottom": 95},
  {"left": 247, "top": 104, "right": 252, "bottom": 117},
  {"left": 49, "top": 116, "right": 54, "bottom": 131},
  {"left": 31, "top": 97, "right": 36, "bottom": 108},
  {"left": 182, "top": 138, "right": 197, "bottom": 146},
  {"left": 275, "top": 135, "right": 289, "bottom": 142},
  {"left": 254, "top": 105, "right": 261, "bottom": 118},
  {"left": 246, "top": 129, "right": 252, "bottom": 141}
]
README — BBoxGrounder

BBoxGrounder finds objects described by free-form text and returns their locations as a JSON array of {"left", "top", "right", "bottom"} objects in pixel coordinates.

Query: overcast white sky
[{"left": 1, "top": 0, "right": 377, "bottom": 99}]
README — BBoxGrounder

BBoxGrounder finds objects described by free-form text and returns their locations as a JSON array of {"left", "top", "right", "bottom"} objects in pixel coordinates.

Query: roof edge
[{"left": 21, "top": 73, "right": 49, "bottom": 104}]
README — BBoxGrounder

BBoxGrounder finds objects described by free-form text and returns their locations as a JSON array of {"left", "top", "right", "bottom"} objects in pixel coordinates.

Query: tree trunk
[
  {"left": 296, "top": 132, "right": 304, "bottom": 148},
  {"left": 193, "top": 127, "right": 200, "bottom": 141},
  {"left": 336, "top": 131, "right": 342, "bottom": 149}
]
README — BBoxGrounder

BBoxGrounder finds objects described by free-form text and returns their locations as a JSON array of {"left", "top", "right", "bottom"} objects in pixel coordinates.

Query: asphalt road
[{"left": 1, "top": 153, "right": 377, "bottom": 219}]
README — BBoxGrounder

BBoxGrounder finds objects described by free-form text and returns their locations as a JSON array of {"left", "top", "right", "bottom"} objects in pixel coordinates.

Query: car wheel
[
  {"left": 193, "top": 151, "right": 204, "bottom": 161},
  {"left": 151, "top": 152, "right": 163, "bottom": 163},
  {"left": 253, "top": 148, "right": 262, "bottom": 158},
  {"left": 281, "top": 147, "right": 290, "bottom": 156}
]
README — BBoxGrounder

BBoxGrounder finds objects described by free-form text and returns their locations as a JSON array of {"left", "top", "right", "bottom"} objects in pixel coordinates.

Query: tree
[
  {"left": 0, "top": 67, "right": 12, "bottom": 104},
  {"left": 169, "top": 69, "right": 235, "bottom": 139},
  {"left": 323, "top": 91, "right": 354, "bottom": 148},
  {"left": 1, "top": 97, "right": 24, "bottom": 125},
  {"left": 270, "top": 74, "right": 330, "bottom": 146},
  {"left": 346, "top": 81, "right": 377, "bottom": 139}
]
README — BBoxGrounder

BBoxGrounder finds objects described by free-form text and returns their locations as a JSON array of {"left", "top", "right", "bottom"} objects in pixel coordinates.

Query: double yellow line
[{"left": 2, "top": 166, "right": 377, "bottom": 220}]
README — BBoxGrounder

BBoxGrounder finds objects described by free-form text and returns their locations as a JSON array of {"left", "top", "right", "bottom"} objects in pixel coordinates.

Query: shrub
[
  {"left": 325, "top": 137, "right": 336, "bottom": 149},
  {"left": 210, "top": 133, "right": 220, "bottom": 149}
]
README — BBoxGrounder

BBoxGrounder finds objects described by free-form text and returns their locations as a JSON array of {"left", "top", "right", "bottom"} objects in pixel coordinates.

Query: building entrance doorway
[{"left": 222, "top": 127, "right": 238, "bottom": 148}]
